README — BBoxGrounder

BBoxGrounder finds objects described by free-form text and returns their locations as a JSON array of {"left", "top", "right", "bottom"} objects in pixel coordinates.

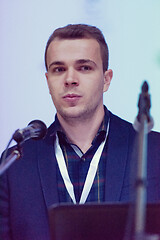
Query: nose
[{"left": 65, "top": 68, "right": 79, "bottom": 87}]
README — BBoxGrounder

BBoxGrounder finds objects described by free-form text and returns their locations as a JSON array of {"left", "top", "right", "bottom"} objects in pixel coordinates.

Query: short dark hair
[{"left": 44, "top": 24, "right": 109, "bottom": 72}]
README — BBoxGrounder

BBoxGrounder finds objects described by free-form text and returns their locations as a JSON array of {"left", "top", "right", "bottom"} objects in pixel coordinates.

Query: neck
[{"left": 57, "top": 107, "right": 105, "bottom": 153}]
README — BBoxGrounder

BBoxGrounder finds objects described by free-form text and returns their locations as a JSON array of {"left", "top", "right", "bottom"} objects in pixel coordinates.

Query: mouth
[
  {"left": 62, "top": 93, "right": 82, "bottom": 103},
  {"left": 63, "top": 93, "right": 81, "bottom": 98}
]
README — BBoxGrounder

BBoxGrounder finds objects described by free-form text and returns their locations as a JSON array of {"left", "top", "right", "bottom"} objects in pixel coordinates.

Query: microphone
[
  {"left": 133, "top": 81, "right": 154, "bottom": 132},
  {"left": 12, "top": 120, "right": 47, "bottom": 143}
]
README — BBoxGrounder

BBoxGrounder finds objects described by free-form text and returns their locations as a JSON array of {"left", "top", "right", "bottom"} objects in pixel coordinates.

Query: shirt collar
[
  {"left": 50, "top": 106, "right": 110, "bottom": 145},
  {"left": 91, "top": 106, "right": 109, "bottom": 145}
]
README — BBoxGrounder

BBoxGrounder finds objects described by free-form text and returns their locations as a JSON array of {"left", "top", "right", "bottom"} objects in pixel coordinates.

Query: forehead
[{"left": 46, "top": 38, "right": 102, "bottom": 66}]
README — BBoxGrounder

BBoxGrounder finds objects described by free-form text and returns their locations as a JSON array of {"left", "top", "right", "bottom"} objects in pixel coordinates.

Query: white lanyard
[{"left": 55, "top": 121, "right": 109, "bottom": 204}]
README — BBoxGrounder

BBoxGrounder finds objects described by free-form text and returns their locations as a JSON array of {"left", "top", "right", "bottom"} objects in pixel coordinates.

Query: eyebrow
[
  {"left": 48, "top": 61, "right": 65, "bottom": 69},
  {"left": 48, "top": 59, "right": 97, "bottom": 70},
  {"left": 76, "top": 59, "right": 96, "bottom": 66}
]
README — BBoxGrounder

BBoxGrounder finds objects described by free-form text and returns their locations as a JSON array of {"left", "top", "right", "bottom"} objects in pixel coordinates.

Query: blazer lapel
[
  {"left": 37, "top": 134, "right": 59, "bottom": 208},
  {"left": 105, "top": 113, "right": 131, "bottom": 202}
]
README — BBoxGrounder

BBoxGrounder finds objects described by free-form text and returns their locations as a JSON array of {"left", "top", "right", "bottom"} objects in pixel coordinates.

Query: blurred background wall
[{"left": 0, "top": 0, "right": 160, "bottom": 154}]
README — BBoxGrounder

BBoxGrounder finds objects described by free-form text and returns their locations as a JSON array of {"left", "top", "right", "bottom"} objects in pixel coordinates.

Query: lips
[
  {"left": 63, "top": 93, "right": 81, "bottom": 99},
  {"left": 62, "top": 93, "right": 81, "bottom": 103}
]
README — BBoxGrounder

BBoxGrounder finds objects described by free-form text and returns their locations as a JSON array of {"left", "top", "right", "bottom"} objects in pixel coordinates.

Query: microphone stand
[
  {"left": 134, "top": 81, "right": 159, "bottom": 240},
  {"left": 0, "top": 144, "right": 21, "bottom": 176}
]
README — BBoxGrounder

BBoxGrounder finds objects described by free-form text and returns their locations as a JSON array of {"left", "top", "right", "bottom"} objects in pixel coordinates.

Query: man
[{"left": 0, "top": 24, "right": 160, "bottom": 239}]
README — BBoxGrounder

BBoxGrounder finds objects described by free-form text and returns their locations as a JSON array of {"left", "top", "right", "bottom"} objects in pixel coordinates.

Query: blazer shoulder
[
  {"left": 109, "top": 111, "right": 135, "bottom": 132},
  {"left": 148, "top": 130, "right": 160, "bottom": 147}
]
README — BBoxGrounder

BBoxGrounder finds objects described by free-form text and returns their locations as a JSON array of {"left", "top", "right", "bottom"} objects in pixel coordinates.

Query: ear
[
  {"left": 45, "top": 72, "right": 51, "bottom": 94},
  {"left": 45, "top": 72, "right": 48, "bottom": 80},
  {"left": 103, "top": 69, "right": 113, "bottom": 93}
]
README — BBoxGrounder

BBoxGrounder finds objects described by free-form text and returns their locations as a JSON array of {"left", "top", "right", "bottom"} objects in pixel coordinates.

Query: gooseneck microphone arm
[
  {"left": 0, "top": 148, "right": 21, "bottom": 176},
  {"left": 0, "top": 120, "right": 47, "bottom": 176}
]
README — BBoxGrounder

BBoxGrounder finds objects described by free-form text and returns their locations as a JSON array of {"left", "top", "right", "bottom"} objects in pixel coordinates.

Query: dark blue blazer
[{"left": 0, "top": 112, "right": 160, "bottom": 239}]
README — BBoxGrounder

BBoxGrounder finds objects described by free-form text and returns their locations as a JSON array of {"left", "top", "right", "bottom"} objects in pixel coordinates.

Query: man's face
[{"left": 45, "top": 38, "right": 112, "bottom": 121}]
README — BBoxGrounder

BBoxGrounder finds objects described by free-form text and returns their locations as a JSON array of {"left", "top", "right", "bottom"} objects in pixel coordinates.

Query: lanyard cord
[{"left": 55, "top": 120, "right": 110, "bottom": 204}]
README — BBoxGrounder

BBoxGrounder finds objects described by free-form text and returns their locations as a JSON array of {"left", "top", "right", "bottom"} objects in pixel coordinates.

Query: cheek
[
  {"left": 85, "top": 83, "right": 103, "bottom": 104},
  {"left": 47, "top": 81, "right": 61, "bottom": 104},
  {"left": 90, "top": 78, "right": 104, "bottom": 94},
  {"left": 47, "top": 82, "right": 56, "bottom": 99},
  {"left": 49, "top": 89, "right": 59, "bottom": 107},
  {"left": 47, "top": 79, "right": 57, "bottom": 94}
]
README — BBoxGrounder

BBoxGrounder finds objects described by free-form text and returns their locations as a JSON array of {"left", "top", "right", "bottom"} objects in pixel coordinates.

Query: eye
[
  {"left": 79, "top": 65, "right": 92, "bottom": 71},
  {"left": 53, "top": 67, "right": 66, "bottom": 72},
  {"left": 50, "top": 66, "right": 66, "bottom": 74}
]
